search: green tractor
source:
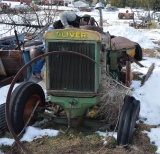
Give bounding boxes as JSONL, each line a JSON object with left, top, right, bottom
{"left": 6, "top": 28, "right": 140, "bottom": 150}
{"left": 5, "top": 27, "right": 140, "bottom": 152}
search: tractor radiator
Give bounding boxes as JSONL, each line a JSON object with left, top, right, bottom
{"left": 48, "top": 42, "right": 95, "bottom": 92}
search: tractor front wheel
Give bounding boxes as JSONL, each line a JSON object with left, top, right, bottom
{"left": 10, "top": 82, "right": 45, "bottom": 134}
{"left": 117, "top": 95, "right": 140, "bottom": 145}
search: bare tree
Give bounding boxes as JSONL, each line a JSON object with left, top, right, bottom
{"left": 0, "top": 4, "right": 59, "bottom": 38}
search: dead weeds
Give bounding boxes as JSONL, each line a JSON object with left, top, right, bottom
{"left": 143, "top": 40, "right": 160, "bottom": 59}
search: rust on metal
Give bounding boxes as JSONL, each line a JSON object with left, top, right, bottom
{"left": 118, "top": 12, "right": 134, "bottom": 19}
{"left": 111, "top": 36, "right": 135, "bottom": 50}
{"left": 0, "top": 50, "right": 25, "bottom": 87}
{"left": 0, "top": 58, "right": 6, "bottom": 76}
{"left": 80, "top": 25, "right": 103, "bottom": 34}
{"left": 0, "top": 50, "right": 24, "bottom": 76}
{"left": 23, "top": 96, "right": 42, "bottom": 124}
{"left": 128, "top": 55, "right": 145, "bottom": 67}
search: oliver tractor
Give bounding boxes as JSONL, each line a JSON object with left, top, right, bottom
{"left": 4, "top": 22, "right": 141, "bottom": 152}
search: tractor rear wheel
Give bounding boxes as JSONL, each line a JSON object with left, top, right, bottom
{"left": 117, "top": 95, "right": 140, "bottom": 145}
{"left": 10, "top": 82, "right": 45, "bottom": 134}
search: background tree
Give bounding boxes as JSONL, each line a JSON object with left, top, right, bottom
{"left": 109, "top": 0, "right": 160, "bottom": 9}
{"left": 121, "top": 0, "right": 127, "bottom": 7}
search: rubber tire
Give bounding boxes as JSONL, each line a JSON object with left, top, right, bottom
{"left": 10, "top": 82, "right": 34, "bottom": 124}
{"left": 134, "top": 42, "right": 143, "bottom": 61}
{"left": 0, "top": 103, "right": 8, "bottom": 135}
{"left": 0, "top": 82, "right": 34, "bottom": 135}
{"left": 128, "top": 100, "right": 140, "bottom": 143}
{"left": 0, "top": 82, "right": 33, "bottom": 136}
{"left": 117, "top": 95, "right": 140, "bottom": 145}
{"left": 117, "top": 95, "right": 134, "bottom": 144}
{"left": 10, "top": 82, "right": 45, "bottom": 134}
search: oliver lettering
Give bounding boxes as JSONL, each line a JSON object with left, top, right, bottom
{"left": 56, "top": 32, "right": 86, "bottom": 38}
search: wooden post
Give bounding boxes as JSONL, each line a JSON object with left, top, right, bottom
{"left": 126, "top": 61, "right": 131, "bottom": 87}
{"left": 142, "top": 63, "right": 155, "bottom": 86}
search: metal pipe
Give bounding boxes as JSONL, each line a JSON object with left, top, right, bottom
{"left": 99, "top": 8, "right": 103, "bottom": 27}
{"left": 95, "top": 2, "right": 104, "bottom": 28}
{"left": 14, "top": 30, "right": 21, "bottom": 50}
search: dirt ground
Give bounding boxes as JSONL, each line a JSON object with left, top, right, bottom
{"left": 1, "top": 123, "right": 157, "bottom": 154}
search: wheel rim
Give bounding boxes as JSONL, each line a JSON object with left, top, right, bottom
{"left": 23, "top": 94, "right": 43, "bottom": 124}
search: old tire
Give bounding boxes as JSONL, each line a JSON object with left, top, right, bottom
{"left": 134, "top": 43, "right": 143, "bottom": 61}
{"left": 117, "top": 95, "right": 140, "bottom": 145}
{"left": 0, "top": 103, "right": 8, "bottom": 136}
{"left": 0, "top": 82, "right": 32, "bottom": 136}
{"left": 10, "top": 82, "right": 34, "bottom": 123}
{"left": 10, "top": 82, "right": 45, "bottom": 134}
{"left": 10, "top": 82, "right": 34, "bottom": 133}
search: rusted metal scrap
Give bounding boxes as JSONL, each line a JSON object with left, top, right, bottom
{"left": 118, "top": 12, "right": 134, "bottom": 19}
{"left": 0, "top": 50, "right": 25, "bottom": 87}
{"left": 0, "top": 33, "right": 45, "bottom": 88}
{"left": 0, "top": 33, "right": 29, "bottom": 87}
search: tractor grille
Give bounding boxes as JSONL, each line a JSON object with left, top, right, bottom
{"left": 48, "top": 42, "right": 95, "bottom": 92}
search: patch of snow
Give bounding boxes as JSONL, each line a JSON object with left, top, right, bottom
{"left": 21, "top": 126, "right": 59, "bottom": 142}
{"left": 143, "top": 128, "right": 160, "bottom": 153}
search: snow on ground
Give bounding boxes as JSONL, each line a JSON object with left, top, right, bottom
{"left": 21, "top": 126, "right": 59, "bottom": 142}
{"left": 0, "top": 4, "right": 160, "bottom": 153}
{"left": 0, "top": 126, "right": 59, "bottom": 147}
{"left": 144, "top": 128, "right": 160, "bottom": 153}
{"left": 131, "top": 57, "right": 160, "bottom": 125}
{"left": 106, "top": 25, "right": 158, "bottom": 49}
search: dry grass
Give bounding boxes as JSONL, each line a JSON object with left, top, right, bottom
{"left": 153, "top": 41, "right": 160, "bottom": 45}
{"left": 97, "top": 72, "right": 130, "bottom": 128}
{"left": 142, "top": 45, "right": 160, "bottom": 59}
{"left": 143, "top": 48, "right": 156, "bottom": 57}
{"left": 2, "top": 123, "right": 157, "bottom": 154}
